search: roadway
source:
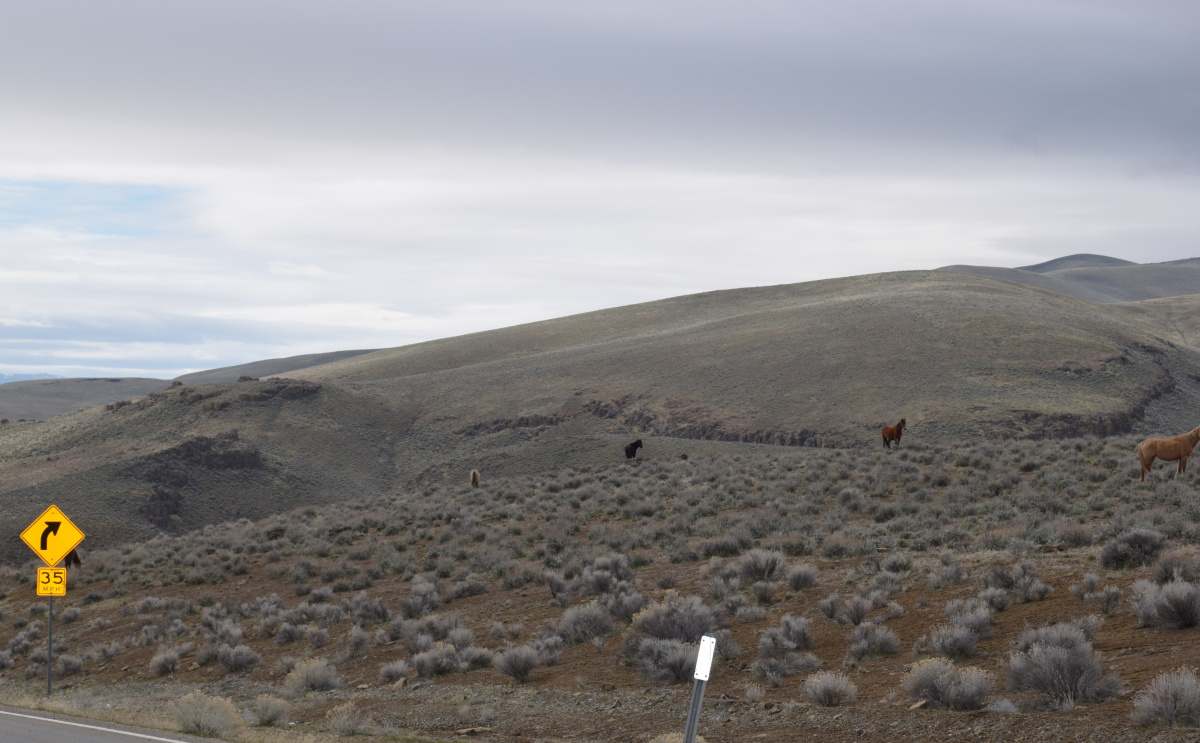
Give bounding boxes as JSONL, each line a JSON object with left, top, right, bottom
{"left": 0, "top": 706, "right": 197, "bottom": 743}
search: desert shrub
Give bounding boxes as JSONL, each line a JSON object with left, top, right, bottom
{"left": 543, "top": 570, "right": 570, "bottom": 599}
{"left": 560, "top": 602, "right": 615, "bottom": 643}
{"left": 1101, "top": 529, "right": 1167, "bottom": 569}
{"left": 804, "top": 671, "right": 857, "bottom": 707}
{"left": 632, "top": 593, "right": 720, "bottom": 643}
{"left": 400, "top": 578, "right": 440, "bottom": 618}
{"left": 343, "top": 591, "right": 390, "bottom": 624}
{"left": 1070, "top": 572, "right": 1101, "bottom": 599}
{"left": 740, "top": 549, "right": 786, "bottom": 582}
{"left": 1095, "top": 585, "right": 1122, "bottom": 615}
{"left": 903, "top": 658, "right": 994, "bottom": 711}
{"left": 735, "top": 605, "right": 766, "bottom": 623}
{"left": 169, "top": 691, "right": 241, "bottom": 737}
{"left": 926, "top": 624, "right": 979, "bottom": 658}
{"left": 253, "top": 695, "right": 289, "bottom": 726}
{"left": 1131, "top": 580, "right": 1200, "bottom": 629}
{"left": 217, "top": 643, "right": 261, "bottom": 673}
{"left": 495, "top": 645, "right": 540, "bottom": 683}
{"left": 785, "top": 564, "right": 819, "bottom": 591}
{"left": 881, "top": 552, "right": 912, "bottom": 573}
{"left": 581, "top": 554, "right": 635, "bottom": 595}
{"left": 744, "top": 682, "right": 766, "bottom": 702}
{"left": 817, "top": 593, "right": 839, "bottom": 620}
{"left": 750, "top": 581, "right": 778, "bottom": 604}
{"left": 447, "top": 627, "right": 474, "bottom": 651}
{"left": 1014, "top": 622, "right": 1090, "bottom": 653}
{"left": 602, "top": 588, "right": 646, "bottom": 623}
{"left": 928, "top": 552, "right": 968, "bottom": 589}
{"left": 1132, "top": 668, "right": 1200, "bottom": 727}
{"left": 1005, "top": 640, "right": 1121, "bottom": 706}
{"left": 446, "top": 574, "right": 488, "bottom": 601}
{"left": 56, "top": 655, "right": 82, "bottom": 677}
{"left": 150, "top": 649, "right": 179, "bottom": 676}
{"left": 845, "top": 622, "right": 899, "bottom": 662}
{"left": 414, "top": 643, "right": 459, "bottom": 677}
{"left": 341, "top": 625, "right": 370, "bottom": 660}
{"left": 532, "top": 634, "right": 564, "bottom": 665}
{"left": 309, "top": 586, "right": 335, "bottom": 603}
{"left": 1155, "top": 551, "right": 1200, "bottom": 585}
{"left": 1058, "top": 523, "right": 1094, "bottom": 547}
{"left": 276, "top": 622, "right": 305, "bottom": 645}
{"left": 326, "top": 702, "right": 369, "bottom": 735}
{"left": 1010, "top": 562, "right": 1054, "bottom": 603}
{"left": 0, "top": 651, "right": 13, "bottom": 669}
{"left": 60, "top": 607, "right": 82, "bottom": 624}
{"left": 840, "top": 595, "right": 872, "bottom": 625}
{"left": 946, "top": 598, "right": 995, "bottom": 637}
{"left": 307, "top": 627, "right": 330, "bottom": 648}
{"left": 380, "top": 659, "right": 411, "bottom": 682}
{"left": 635, "top": 638, "right": 698, "bottom": 683}
{"left": 285, "top": 659, "right": 341, "bottom": 692}
{"left": 753, "top": 652, "right": 819, "bottom": 686}
{"left": 977, "top": 587, "right": 1012, "bottom": 612}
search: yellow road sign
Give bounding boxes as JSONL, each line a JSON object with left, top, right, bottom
{"left": 36, "top": 567, "right": 66, "bottom": 596}
{"left": 20, "top": 505, "right": 85, "bottom": 568}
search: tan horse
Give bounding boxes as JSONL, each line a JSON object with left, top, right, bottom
{"left": 1137, "top": 425, "right": 1200, "bottom": 481}
{"left": 882, "top": 419, "right": 906, "bottom": 449}
{"left": 469, "top": 469, "right": 480, "bottom": 488}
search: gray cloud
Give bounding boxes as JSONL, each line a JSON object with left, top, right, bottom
{"left": 1, "top": 1, "right": 1198, "bottom": 376}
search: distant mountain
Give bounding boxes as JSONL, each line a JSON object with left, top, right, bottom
{"left": 0, "top": 377, "right": 169, "bottom": 421}
{"left": 939, "top": 253, "right": 1200, "bottom": 303}
{"left": 175, "top": 349, "right": 379, "bottom": 385}
{"left": 1017, "top": 254, "right": 1137, "bottom": 273}
{"left": 0, "top": 373, "right": 62, "bottom": 385}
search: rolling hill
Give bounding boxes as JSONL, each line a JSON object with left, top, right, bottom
{"left": 0, "top": 377, "right": 168, "bottom": 422}
{"left": 5, "top": 266, "right": 1200, "bottom": 560}
{"left": 938, "top": 253, "right": 1200, "bottom": 303}
{"left": 174, "top": 349, "right": 378, "bottom": 385}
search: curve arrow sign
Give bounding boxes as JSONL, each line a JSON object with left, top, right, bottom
{"left": 40, "top": 522, "right": 61, "bottom": 550}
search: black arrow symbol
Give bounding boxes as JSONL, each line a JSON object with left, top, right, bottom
{"left": 41, "top": 522, "right": 60, "bottom": 550}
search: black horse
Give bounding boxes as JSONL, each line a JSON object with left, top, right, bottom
{"left": 624, "top": 439, "right": 643, "bottom": 459}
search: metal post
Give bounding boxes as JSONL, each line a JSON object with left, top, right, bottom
{"left": 682, "top": 677, "right": 707, "bottom": 743}
{"left": 47, "top": 596, "right": 53, "bottom": 697}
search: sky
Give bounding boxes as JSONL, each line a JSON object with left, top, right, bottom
{"left": 1, "top": 0, "right": 1198, "bottom": 378}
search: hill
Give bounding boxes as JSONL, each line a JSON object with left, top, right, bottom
{"left": 6, "top": 269, "right": 1200, "bottom": 558}
{"left": 0, "top": 438, "right": 1197, "bottom": 742}
{"left": 0, "top": 377, "right": 168, "bottom": 422}
{"left": 174, "top": 349, "right": 378, "bottom": 385}
{"left": 938, "top": 254, "right": 1200, "bottom": 303}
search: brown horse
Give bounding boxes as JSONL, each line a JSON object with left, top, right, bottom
{"left": 469, "top": 469, "right": 480, "bottom": 488}
{"left": 1137, "top": 425, "right": 1200, "bottom": 481}
{"left": 881, "top": 419, "right": 906, "bottom": 449}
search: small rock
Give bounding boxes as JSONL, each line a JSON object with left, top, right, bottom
{"left": 456, "top": 727, "right": 492, "bottom": 736}
{"left": 909, "top": 699, "right": 927, "bottom": 711}
{"left": 392, "top": 678, "right": 406, "bottom": 692}
{"left": 357, "top": 684, "right": 370, "bottom": 689}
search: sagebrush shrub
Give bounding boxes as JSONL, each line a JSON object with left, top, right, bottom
{"left": 169, "top": 691, "right": 241, "bottom": 737}
{"left": 379, "top": 659, "right": 411, "bottom": 682}
{"left": 804, "top": 671, "right": 857, "bottom": 707}
{"left": 840, "top": 595, "right": 872, "bottom": 626}
{"left": 253, "top": 695, "right": 288, "bottom": 726}
{"left": 150, "top": 649, "right": 179, "bottom": 676}
{"left": 786, "top": 564, "right": 820, "bottom": 591}
{"left": 1005, "top": 643, "right": 1121, "bottom": 706}
{"left": 903, "top": 658, "right": 993, "bottom": 710}
{"left": 326, "top": 702, "right": 369, "bottom": 735}
{"left": 927, "top": 624, "right": 979, "bottom": 658}
{"left": 635, "top": 638, "right": 698, "bottom": 683}
{"left": 1132, "top": 668, "right": 1200, "bottom": 727}
{"left": 1101, "top": 529, "right": 1167, "bottom": 568}
{"left": 740, "top": 549, "right": 786, "bottom": 582}
{"left": 632, "top": 593, "right": 720, "bottom": 643}
{"left": 285, "top": 659, "right": 340, "bottom": 692}
{"left": 845, "top": 622, "right": 899, "bottom": 662}
{"left": 495, "top": 645, "right": 540, "bottom": 682}
{"left": 216, "top": 643, "right": 261, "bottom": 673}
{"left": 560, "top": 602, "right": 615, "bottom": 643}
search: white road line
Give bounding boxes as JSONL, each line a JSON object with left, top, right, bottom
{"left": 0, "top": 708, "right": 188, "bottom": 742}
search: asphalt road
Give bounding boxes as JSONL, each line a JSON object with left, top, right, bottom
{"left": 0, "top": 707, "right": 193, "bottom": 743}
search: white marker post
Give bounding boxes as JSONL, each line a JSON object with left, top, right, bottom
{"left": 682, "top": 635, "right": 717, "bottom": 743}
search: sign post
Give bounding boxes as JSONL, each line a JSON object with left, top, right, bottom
{"left": 20, "top": 505, "right": 84, "bottom": 697}
{"left": 683, "top": 634, "right": 717, "bottom": 743}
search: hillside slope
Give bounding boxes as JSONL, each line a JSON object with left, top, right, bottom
{"left": 174, "top": 349, "right": 378, "bottom": 385}
{"left": 939, "top": 254, "right": 1200, "bottom": 303}
{"left": 0, "top": 377, "right": 168, "bottom": 422}
{"left": 5, "top": 269, "right": 1200, "bottom": 559}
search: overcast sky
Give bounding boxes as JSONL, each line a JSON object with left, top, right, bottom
{"left": 2, "top": 0, "right": 1198, "bottom": 378}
